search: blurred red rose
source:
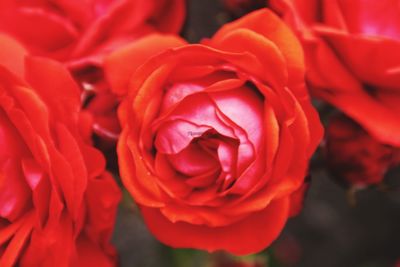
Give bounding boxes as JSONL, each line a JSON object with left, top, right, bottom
{"left": 324, "top": 113, "right": 400, "bottom": 188}
{"left": 0, "top": 35, "right": 121, "bottom": 267}
{"left": 107, "top": 9, "right": 323, "bottom": 254}
{"left": 0, "top": 0, "right": 186, "bottom": 67}
{"left": 271, "top": 0, "right": 400, "bottom": 147}
{"left": 0, "top": 0, "right": 186, "bottom": 147}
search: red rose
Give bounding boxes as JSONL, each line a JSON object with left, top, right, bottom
{"left": 324, "top": 113, "right": 400, "bottom": 188}
{"left": 0, "top": 35, "right": 121, "bottom": 267}
{"left": 0, "top": 0, "right": 186, "bottom": 148}
{"left": 271, "top": 0, "right": 400, "bottom": 146}
{"left": 0, "top": 0, "right": 186, "bottom": 67}
{"left": 107, "top": 9, "right": 322, "bottom": 254}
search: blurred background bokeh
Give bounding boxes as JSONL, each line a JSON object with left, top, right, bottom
{"left": 112, "top": 1, "right": 400, "bottom": 266}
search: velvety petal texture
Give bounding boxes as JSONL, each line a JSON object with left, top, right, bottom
{"left": 110, "top": 9, "right": 323, "bottom": 255}
{"left": 272, "top": 0, "right": 400, "bottom": 147}
{"left": 0, "top": 35, "right": 121, "bottom": 267}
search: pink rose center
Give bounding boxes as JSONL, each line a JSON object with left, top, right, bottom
{"left": 152, "top": 80, "right": 264, "bottom": 194}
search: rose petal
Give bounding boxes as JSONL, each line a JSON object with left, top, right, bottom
{"left": 167, "top": 141, "right": 220, "bottom": 176}
{"left": 337, "top": 0, "right": 400, "bottom": 38}
{"left": 314, "top": 26, "right": 400, "bottom": 89}
{"left": 141, "top": 197, "right": 289, "bottom": 255}
{"left": 105, "top": 34, "right": 186, "bottom": 95}
{"left": 0, "top": 34, "right": 27, "bottom": 78}
{"left": 0, "top": 159, "right": 31, "bottom": 221}
{"left": 212, "top": 8, "right": 305, "bottom": 86}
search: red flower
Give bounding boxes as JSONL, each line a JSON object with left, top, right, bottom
{"left": 0, "top": 0, "right": 186, "bottom": 147}
{"left": 0, "top": 35, "right": 121, "bottom": 267}
{"left": 324, "top": 113, "right": 400, "bottom": 188}
{"left": 0, "top": 0, "right": 186, "bottom": 67}
{"left": 271, "top": 0, "right": 400, "bottom": 146}
{"left": 107, "top": 9, "right": 322, "bottom": 254}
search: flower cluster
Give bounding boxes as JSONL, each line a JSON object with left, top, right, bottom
{"left": 0, "top": 0, "right": 399, "bottom": 265}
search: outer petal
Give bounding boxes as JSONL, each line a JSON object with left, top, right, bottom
{"left": 314, "top": 26, "right": 400, "bottom": 89}
{"left": 271, "top": 0, "right": 320, "bottom": 26}
{"left": 0, "top": 212, "right": 35, "bottom": 267}
{"left": 104, "top": 34, "right": 186, "bottom": 95}
{"left": 140, "top": 197, "right": 290, "bottom": 255}
{"left": 150, "top": 0, "right": 186, "bottom": 33}
{"left": 24, "top": 56, "right": 81, "bottom": 124}
{"left": 337, "top": 0, "right": 400, "bottom": 38}
{"left": 0, "top": 4, "right": 78, "bottom": 56}
{"left": 317, "top": 89, "right": 400, "bottom": 146}
{"left": 0, "top": 34, "right": 27, "bottom": 78}
{"left": 210, "top": 28, "right": 288, "bottom": 88}
{"left": 118, "top": 127, "right": 165, "bottom": 206}
{"left": 212, "top": 8, "right": 305, "bottom": 86}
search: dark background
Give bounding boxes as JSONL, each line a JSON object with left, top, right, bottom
{"left": 112, "top": 1, "right": 400, "bottom": 266}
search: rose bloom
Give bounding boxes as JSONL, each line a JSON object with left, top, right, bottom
{"left": 106, "top": 9, "right": 322, "bottom": 254}
{"left": 0, "top": 0, "right": 186, "bottom": 67}
{"left": 271, "top": 0, "right": 400, "bottom": 146}
{"left": 0, "top": 35, "right": 121, "bottom": 266}
{"left": 324, "top": 113, "right": 400, "bottom": 188}
{"left": 0, "top": 0, "right": 186, "bottom": 146}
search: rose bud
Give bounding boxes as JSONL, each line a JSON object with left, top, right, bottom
{"left": 0, "top": 35, "right": 121, "bottom": 266}
{"left": 0, "top": 0, "right": 186, "bottom": 148}
{"left": 271, "top": 0, "right": 400, "bottom": 147}
{"left": 324, "top": 113, "right": 400, "bottom": 189}
{"left": 106, "top": 9, "right": 323, "bottom": 254}
{"left": 222, "top": 0, "right": 266, "bottom": 17}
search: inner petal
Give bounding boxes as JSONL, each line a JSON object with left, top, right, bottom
{"left": 161, "top": 83, "right": 204, "bottom": 113}
{"left": 217, "top": 138, "right": 238, "bottom": 175}
{"left": 154, "top": 119, "right": 212, "bottom": 154}
{"left": 167, "top": 140, "right": 219, "bottom": 177}
{"left": 153, "top": 92, "right": 243, "bottom": 155}
{"left": 208, "top": 85, "right": 264, "bottom": 152}
{"left": 161, "top": 70, "right": 239, "bottom": 114}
